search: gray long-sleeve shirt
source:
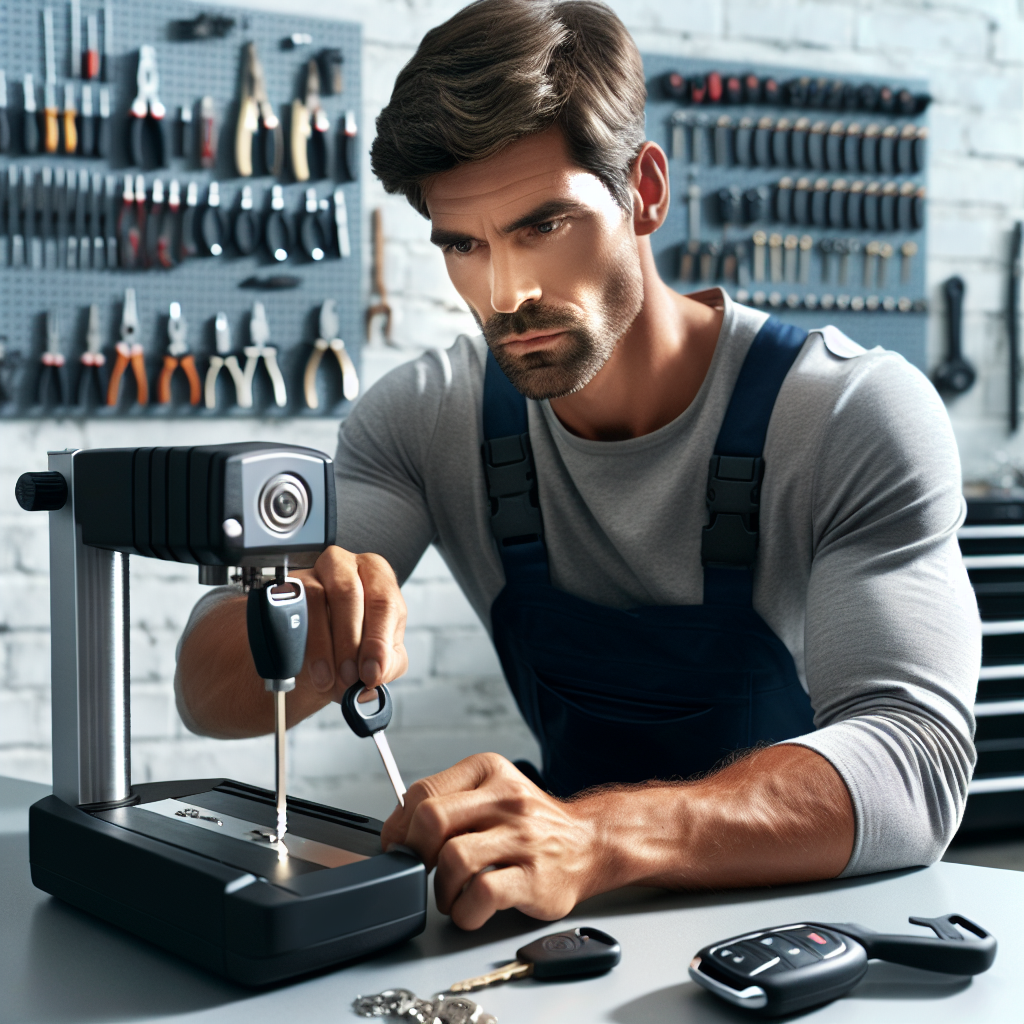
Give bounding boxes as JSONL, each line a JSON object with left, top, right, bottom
{"left": 179, "top": 289, "right": 980, "bottom": 877}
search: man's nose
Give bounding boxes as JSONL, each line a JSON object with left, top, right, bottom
{"left": 489, "top": 248, "right": 542, "bottom": 314}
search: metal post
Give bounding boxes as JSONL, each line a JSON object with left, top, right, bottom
{"left": 47, "top": 450, "right": 132, "bottom": 807}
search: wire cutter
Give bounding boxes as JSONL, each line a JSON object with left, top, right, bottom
{"left": 290, "top": 58, "right": 329, "bottom": 182}
{"left": 157, "top": 303, "right": 201, "bottom": 405}
{"left": 235, "top": 42, "right": 282, "bottom": 178}
{"left": 205, "top": 312, "right": 246, "bottom": 409}
{"left": 304, "top": 299, "right": 359, "bottom": 409}
{"left": 38, "top": 311, "right": 68, "bottom": 407}
{"left": 129, "top": 45, "right": 167, "bottom": 168}
{"left": 240, "top": 302, "right": 287, "bottom": 408}
{"left": 107, "top": 288, "right": 149, "bottom": 407}
{"left": 78, "top": 303, "right": 106, "bottom": 406}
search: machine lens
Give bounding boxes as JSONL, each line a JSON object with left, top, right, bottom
{"left": 258, "top": 474, "right": 309, "bottom": 535}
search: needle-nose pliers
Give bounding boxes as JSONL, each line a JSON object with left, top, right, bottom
{"left": 107, "top": 288, "right": 149, "bottom": 406}
{"left": 157, "top": 303, "right": 201, "bottom": 405}
{"left": 303, "top": 298, "right": 359, "bottom": 409}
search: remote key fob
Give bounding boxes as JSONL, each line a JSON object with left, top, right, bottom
{"left": 689, "top": 913, "right": 996, "bottom": 1017}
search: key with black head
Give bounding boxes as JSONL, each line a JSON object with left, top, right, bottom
{"left": 449, "top": 926, "right": 621, "bottom": 993}
{"left": 342, "top": 683, "right": 407, "bottom": 807}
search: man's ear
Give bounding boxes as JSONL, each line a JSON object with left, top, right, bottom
{"left": 630, "top": 142, "right": 670, "bottom": 238}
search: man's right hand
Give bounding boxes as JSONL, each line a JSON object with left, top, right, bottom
{"left": 175, "top": 546, "right": 408, "bottom": 738}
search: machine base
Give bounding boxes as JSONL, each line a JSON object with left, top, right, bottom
{"left": 29, "top": 778, "right": 427, "bottom": 986}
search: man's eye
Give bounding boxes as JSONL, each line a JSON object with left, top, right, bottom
{"left": 536, "top": 221, "right": 558, "bottom": 235}
{"left": 453, "top": 239, "right": 473, "bottom": 254}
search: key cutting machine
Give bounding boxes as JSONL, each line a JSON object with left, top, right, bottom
{"left": 15, "top": 443, "right": 426, "bottom": 985}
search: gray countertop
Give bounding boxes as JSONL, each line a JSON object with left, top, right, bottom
{"left": 2, "top": 776, "right": 1021, "bottom": 1024}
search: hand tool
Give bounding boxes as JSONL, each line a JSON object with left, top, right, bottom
{"left": 338, "top": 108, "right": 359, "bottom": 179}
{"left": 304, "top": 298, "right": 359, "bottom": 409}
{"left": 896, "top": 123, "right": 916, "bottom": 174}
{"left": 180, "top": 180, "right": 199, "bottom": 260}
{"left": 877, "top": 84, "right": 896, "bottom": 113}
{"left": 690, "top": 913, "right": 995, "bottom": 1017}
{"left": 826, "top": 119, "right": 844, "bottom": 170}
{"left": 171, "top": 13, "right": 235, "bottom": 40}
{"left": 57, "top": 167, "right": 71, "bottom": 268}
{"left": 342, "top": 684, "right": 406, "bottom": 806}
{"left": 844, "top": 239, "right": 861, "bottom": 287}
{"left": 0, "top": 165, "right": 7, "bottom": 266}
{"left": 798, "top": 234, "right": 813, "bottom": 284}
{"left": 1011, "top": 224, "right": 1022, "bottom": 432}
{"left": 897, "top": 180, "right": 916, "bottom": 232}
{"left": 774, "top": 177, "right": 793, "bottom": 222}
{"left": 751, "top": 230, "right": 767, "bottom": 282}
{"left": 878, "top": 124, "right": 897, "bottom": 175}
{"left": 299, "top": 187, "right": 326, "bottom": 260}
{"left": 22, "top": 167, "right": 35, "bottom": 268}
{"left": 290, "top": 58, "right": 329, "bottom": 181}
{"left": 691, "top": 112, "right": 710, "bottom": 164}
{"left": 705, "top": 70, "right": 723, "bottom": 103}
{"left": 178, "top": 104, "right": 194, "bottom": 162}
{"left": 842, "top": 121, "right": 861, "bottom": 172}
{"left": 713, "top": 114, "right": 732, "bottom": 165}
{"left": 857, "top": 83, "right": 878, "bottom": 110}
{"left": 734, "top": 116, "right": 753, "bottom": 167}
{"left": 806, "top": 120, "right": 827, "bottom": 169}
{"left": 770, "top": 116, "right": 790, "bottom": 166}
{"left": 157, "top": 303, "right": 201, "bottom": 405}
{"left": 450, "top": 926, "right": 621, "bottom": 994}
{"left": 826, "top": 80, "right": 846, "bottom": 109}
{"left": 743, "top": 184, "right": 769, "bottom": 224}
{"left": 70, "top": 0, "right": 82, "bottom": 77}
{"left": 860, "top": 122, "right": 879, "bottom": 174}
{"left": 752, "top": 116, "right": 772, "bottom": 166}
{"left": 0, "top": 71, "right": 10, "bottom": 153}
{"left": 103, "top": 1, "right": 113, "bottom": 80}
{"left": 827, "top": 178, "right": 847, "bottom": 227}
{"left": 782, "top": 233, "right": 798, "bottom": 283}
{"left": 790, "top": 116, "right": 811, "bottom": 167}
{"left": 23, "top": 74, "right": 40, "bottom": 154}
{"left": 199, "top": 96, "right": 217, "bottom": 169}
{"left": 62, "top": 83, "right": 77, "bottom": 153}
{"left": 131, "top": 175, "right": 147, "bottom": 264}
{"left": 913, "top": 126, "right": 928, "bottom": 173}
{"left": 734, "top": 240, "right": 749, "bottom": 286}
{"left": 236, "top": 42, "right": 283, "bottom": 177}
{"left": 44, "top": 168, "right": 59, "bottom": 268}
{"left": 104, "top": 174, "right": 118, "bottom": 267}
{"left": 688, "top": 74, "right": 707, "bottom": 104}
{"left": 85, "top": 13, "right": 99, "bottom": 79}
{"left": 96, "top": 85, "right": 110, "bottom": 157}
{"left": 78, "top": 303, "right": 105, "bottom": 406}
{"left": 720, "top": 243, "right": 737, "bottom": 283}
{"left": 768, "top": 232, "right": 783, "bottom": 283}
{"left": 725, "top": 75, "right": 742, "bottom": 104}
{"left": 879, "top": 180, "right": 897, "bottom": 232}
{"left": 144, "top": 178, "right": 164, "bottom": 268}
{"left": 862, "top": 180, "right": 880, "bottom": 231}
{"left": 716, "top": 186, "right": 740, "bottom": 228}
{"left": 319, "top": 47, "right": 344, "bottom": 94}
{"left": 317, "top": 196, "right": 335, "bottom": 254}
{"left": 877, "top": 241, "right": 894, "bottom": 287}
{"left": 204, "top": 311, "right": 246, "bottom": 409}
{"left": 79, "top": 84, "right": 94, "bottom": 155}
{"left": 759, "top": 76, "right": 778, "bottom": 104}
{"left": 233, "top": 184, "right": 258, "bottom": 255}
{"left": 107, "top": 288, "right": 148, "bottom": 406}
{"left": 75, "top": 168, "right": 89, "bottom": 269}
{"left": 239, "top": 273, "right": 301, "bottom": 290}
{"left": 38, "top": 311, "right": 69, "bottom": 407}
{"left": 687, "top": 180, "right": 701, "bottom": 238}
{"left": 900, "top": 240, "right": 918, "bottom": 285}
{"left": 807, "top": 77, "right": 829, "bottom": 107}
{"left": 129, "top": 45, "right": 167, "bottom": 168}
{"left": 845, "top": 178, "right": 864, "bottom": 229}
{"left": 786, "top": 76, "right": 809, "bottom": 106}
{"left": 661, "top": 70, "right": 686, "bottom": 100}
{"left": 264, "top": 183, "right": 290, "bottom": 261}
{"left": 34, "top": 166, "right": 50, "bottom": 269}
{"left": 241, "top": 302, "right": 287, "bottom": 408}
{"left": 157, "top": 179, "right": 178, "bottom": 268}
{"left": 0, "top": 338, "right": 24, "bottom": 403}
{"left": 200, "top": 181, "right": 224, "bottom": 256}
{"left": 42, "top": 8, "right": 59, "bottom": 154}
{"left": 366, "top": 207, "right": 395, "bottom": 343}
{"left": 669, "top": 110, "right": 688, "bottom": 162}
{"left": 913, "top": 185, "right": 927, "bottom": 230}
{"left": 863, "top": 240, "right": 879, "bottom": 288}
{"left": 791, "top": 176, "right": 811, "bottom": 225}
{"left": 933, "top": 277, "right": 975, "bottom": 395}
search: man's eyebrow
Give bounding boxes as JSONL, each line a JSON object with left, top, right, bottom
{"left": 429, "top": 199, "right": 589, "bottom": 248}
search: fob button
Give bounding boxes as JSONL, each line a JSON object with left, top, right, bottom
{"left": 776, "top": 940, "right": 820, "bottom": 968}
{"left": 789, "top": 927, "right": 845, "bottom": 956}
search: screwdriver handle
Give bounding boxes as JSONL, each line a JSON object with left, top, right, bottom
{"left": 64, "top": 108, "right": 78, "bottom": 154}
{"left": 24, "top": 109, "right": 39, "bottom": 154}
{"left": 44, "top": 107, "right": 59, "bottom": 154}
{"left": 156, "top": 356, "right": 177, "bottom": 404}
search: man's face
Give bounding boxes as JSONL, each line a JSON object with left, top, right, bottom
{"left": 424, "top": 128, "right": 644, "bottom": 400}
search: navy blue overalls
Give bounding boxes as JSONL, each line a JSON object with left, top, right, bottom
{"left": 481, "top": 316, "right": 816, "bottom": 797}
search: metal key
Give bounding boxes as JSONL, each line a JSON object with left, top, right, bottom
{"left": 864, "top": 240, "right": 880, "bottom": 288}
{"left": 768, "top": 232, "right": 783, "bottom": 284}
{"left": 342, "top": 684, "right": 407, "bottom": 807}
{"left": 798, "top": 234, "right": 813, "bottom": 283}
{"left": 783, "top": 233, "right": 798, "bottom": 283}
{"left": 450, "top": 926, "right": 621, "bottom": 993}
{"left": 901, "top": 240, "right": 918, "bottom": 285}
{"left": 752, "top": 231, "right": 767, "bottom": 283}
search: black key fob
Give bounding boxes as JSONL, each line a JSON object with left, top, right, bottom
{"left": 518, "top": 927, "right": 621, "bottom": 980}
{"left": 246, "top": 578, "right": 309, "bottom": 682}
{"left": 342, "top": 683, "right": 394, "bottom": 737}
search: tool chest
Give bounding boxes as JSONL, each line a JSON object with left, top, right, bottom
{"left": 958, "top": 495, "right": 1024, "bottom": 832}
{"left": 642, "top": 54, "right": 929, "bottom": 370}
{"left": 0, "top": 0, "right": 362, "bottom": 417}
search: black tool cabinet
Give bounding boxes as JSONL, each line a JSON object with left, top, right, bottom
{"left": 0, "top": 0, "right": 362, "bottom": 418}
{"left": 958, "top": 496, "right": 1024, "bottom": 833}
{"left": 643, "top": 55, "right": 929, "bottom": 370}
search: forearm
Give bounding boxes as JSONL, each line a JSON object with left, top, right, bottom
{"left": 582, "top": 744, "right": 854, "bottom": 895}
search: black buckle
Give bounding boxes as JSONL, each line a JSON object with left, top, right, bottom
{"left": 482, "top": 433, "right": 543, "bottom": 547}
{"left": 701, "top": 454, "right": 764, "bottom": 567}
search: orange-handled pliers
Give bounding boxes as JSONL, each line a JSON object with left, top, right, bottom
{"left": 156, "top": 302, "right": 201, "bottom": 405}
{"left": 107, "top": 288, "right": 149, "bottom": 406}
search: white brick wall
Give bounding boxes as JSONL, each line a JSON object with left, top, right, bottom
{"left": 3, "top": 0, "right": 1023, "bottom": 819}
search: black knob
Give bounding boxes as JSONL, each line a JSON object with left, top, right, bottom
{"left": 15, "top": 471, "right": 68, "bottom": 511}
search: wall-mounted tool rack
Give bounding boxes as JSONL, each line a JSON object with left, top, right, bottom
{"left": 0, "top": 0, "right": 362, "bottom": 418}
{"left": 643, "top": 54, "right": 930, "bottom": 369}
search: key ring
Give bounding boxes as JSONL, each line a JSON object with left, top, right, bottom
{"left": 342, "top": 683, "right": 393, "bottom": 737}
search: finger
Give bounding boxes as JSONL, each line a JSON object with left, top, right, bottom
{"left": 354, "top": 553, "right": 407, "bottom": 687}
{"left": 403, "top": 787, "right": 516, "bottom": 869}
{"left": 449, "top": 864, "right": 533, "bottom": 931}
{"left": 313, "top": 546, "right": 365, "bottom": 685}
{"left": 291, "top": 568, "right": 335, "bottom": 695}
{"left": 434, "top": 826, "right": 525, "bottom": 914}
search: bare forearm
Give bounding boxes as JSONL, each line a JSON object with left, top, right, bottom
{"left": 583, "top": 744, "right": 854, "bottom": 895}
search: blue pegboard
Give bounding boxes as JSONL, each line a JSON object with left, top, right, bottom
{"left": 643, "top": 54, "right": 929, "bottom": 369}
{"left": 0, "top": 0, "right": 362, "bottom": 417}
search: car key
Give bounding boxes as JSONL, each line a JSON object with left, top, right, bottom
{"left": 342, "top": 683, "right": 407, "bottom": 806}
{"left": 689, "top": 913, "right": 996, "bottom": 1018}
{"left": 449, "top": 926, "right": 621, "bottom": 993}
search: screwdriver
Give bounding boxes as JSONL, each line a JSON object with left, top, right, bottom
{"left": 0, "top": 71, "right": 10, "bottom": 153}
{"left": 42, "top": 8, "right": 59, "bottom": 154}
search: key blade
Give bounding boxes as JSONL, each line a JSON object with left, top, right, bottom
{"left": 372, "top": 731, "right": 406, "bottom": 807}
{"left": 449, "top": 961, "right": 532, "bottom": 993}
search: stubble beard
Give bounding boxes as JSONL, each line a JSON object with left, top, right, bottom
{"left": 477, "top": 252, "right": 645, "bottom": 401}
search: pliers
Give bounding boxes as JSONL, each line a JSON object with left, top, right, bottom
{"left": 157, "top": 303, "right": 201, "bottom": 405}
{"left": 129, "top": 45, "right": 168, "bottom": 168}
{"left": 304, "top": 299, "right": 359, "bottom": 409}
{"left": 204, "top": 311, "right": 246, "bottom": 409}
{"left": 78, "top": 303, "right": 106, "bottom": 406}
{"left": 107, "top": 288, "right": 149, "bottom": 407}
{"left": 235, "top": 42, "right": 283, "bottom": 178}
{"left": 290, "top": 58, "right": 329, "bottom": 182}
{"left": 38, "top": 311, "right": 68, "bottom": 407}
{"left": 240, "top": 302, "right": 287, "bottom": 408}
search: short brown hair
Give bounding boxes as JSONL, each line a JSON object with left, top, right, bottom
{"left": 370, "top": 0, "right": 647, "bottom": 217}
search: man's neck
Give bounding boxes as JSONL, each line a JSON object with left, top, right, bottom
{"left": 548, "top": 240, "right": 724, "bottom": 441}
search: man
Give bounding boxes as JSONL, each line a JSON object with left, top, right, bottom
{"left": 177, "top": 0, "right": 979, "bottom": 932}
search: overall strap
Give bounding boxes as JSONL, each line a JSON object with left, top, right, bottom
{"left": 702, "top": 317, "right": 809, "bottom": 607}
{"left": 482, "top": 349, "right": 549, "bottom": 581}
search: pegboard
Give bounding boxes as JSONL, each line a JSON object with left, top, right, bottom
{"left": 0, "top": 0, "right": 362, "bottom": 418}
{"left": 643, "top": 54, "right": 929, "bottom": 369}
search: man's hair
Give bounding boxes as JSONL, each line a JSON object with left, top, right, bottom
{"left": 370, "top": 0, "right": 647, "bottom": 217}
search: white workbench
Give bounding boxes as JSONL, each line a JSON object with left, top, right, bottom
{"left": 1, "top": 776, "right": 1020, "bottom": 1023}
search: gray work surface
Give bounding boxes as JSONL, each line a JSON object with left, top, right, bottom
{"left": 1, "top": 776, "right": 1021, "bottom": 1024}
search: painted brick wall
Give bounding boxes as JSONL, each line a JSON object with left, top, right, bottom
{"left": 3, "top": 0, "right": 1023, "bottom": 821}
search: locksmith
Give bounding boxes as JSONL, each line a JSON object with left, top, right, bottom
{"left": 177, "top": 0, "right": 980, "bottom": 931}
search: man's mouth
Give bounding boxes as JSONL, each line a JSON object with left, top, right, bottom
{"left": 499, "top": 330, "right": 566, "bottom": 353}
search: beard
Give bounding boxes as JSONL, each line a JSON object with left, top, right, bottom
{"left": 476, "top": 251, "right": 645, "bottom": 401}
